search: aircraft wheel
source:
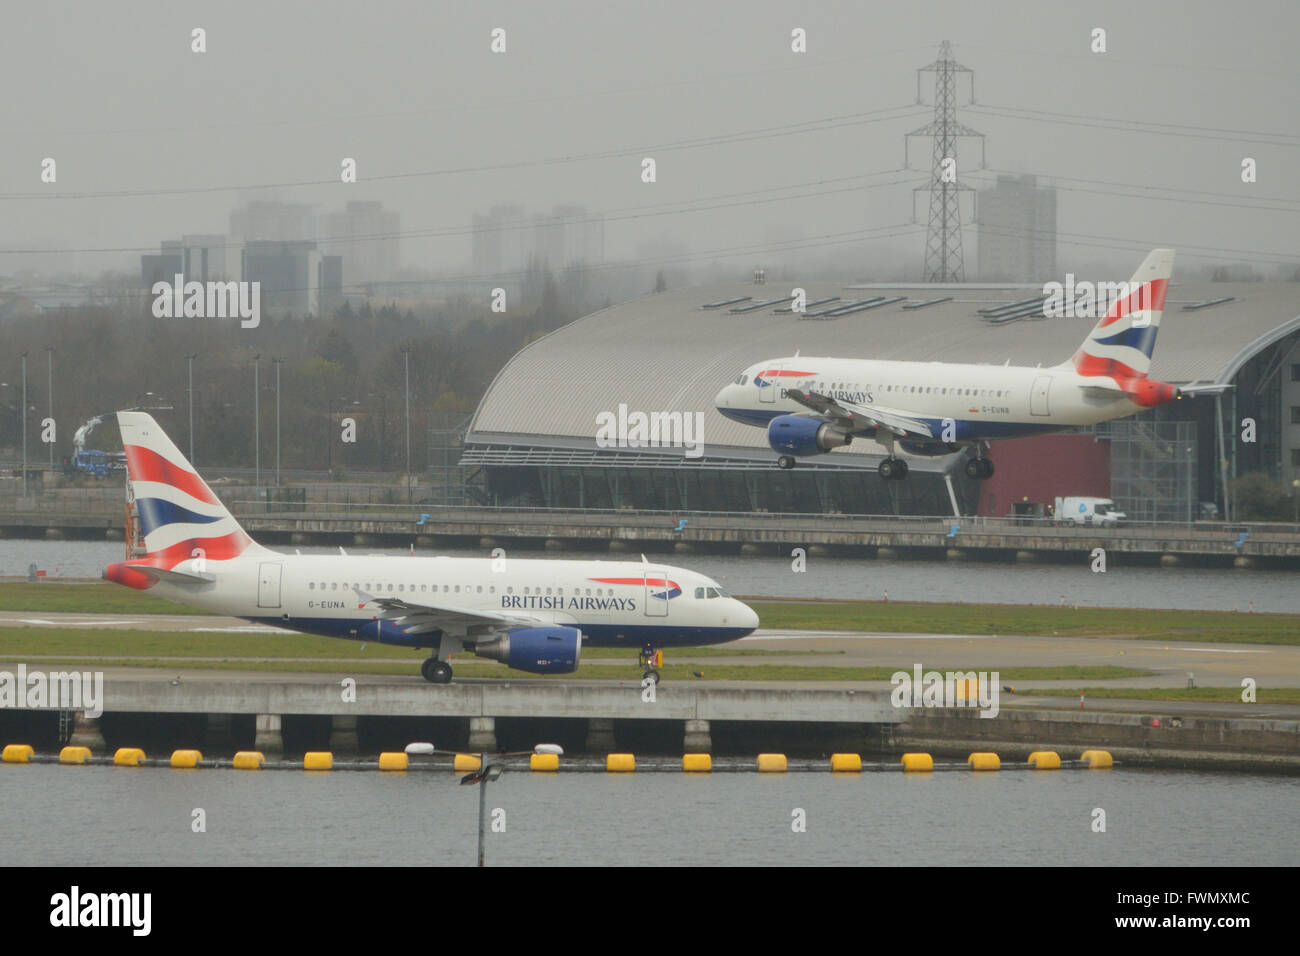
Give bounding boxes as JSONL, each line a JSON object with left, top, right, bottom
{"left": 893, "top": 459, "right": 909, "bottom": 480}
{"left": 878, "top": 459, "right": 897, "bottom": 481}
{"left": 777, "top": 455, "right": 796, "bottom": 470}
{"left": 964, "top": 458, "right": 983, "bottom": 480}
{"left": 422, "top": 659, "right": 453, "bottom": 684}
{"left": 980, "top": 458, "right": 995, "bottom": 478}
{"left": 642, "top": 668, "right": 660, "bottom": 684}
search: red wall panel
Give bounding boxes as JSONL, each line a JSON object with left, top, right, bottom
{"left": 977, "top": 434, "right": 1111, "bottom": 516}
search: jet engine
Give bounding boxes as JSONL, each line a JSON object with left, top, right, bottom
{"left": 473, "top": 626, "right": 582, "bottom": 674}
{"left": 767, "top": 414, "right": 852, "bottom": 456}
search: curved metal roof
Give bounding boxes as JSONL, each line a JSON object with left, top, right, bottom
{"left": 468, "top": 279, "right": 1300, "bottom": 462}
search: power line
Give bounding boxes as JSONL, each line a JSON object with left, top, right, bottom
{"left": 0, "top": 169, "right": 926, "bottom": 256}
{"left": 7, "top": 46, "right": 937, "bottom": 139}
{"left": 975, "top": 221, "right": 1300, "bottom": 265}
{"left": 1, "top": 105, "right": 925, "bottom": 201}
{"left": 966, "top": 173, "right": 1300, "bottom": 215}
{"left": 967, "top": 103, "right": 1300, "bottom": 146}
{"left": 41, "top": 222, "right": 927, "bottom": 304}
{"left": 971, "top": 167, "right": 1300, "bottom": 207}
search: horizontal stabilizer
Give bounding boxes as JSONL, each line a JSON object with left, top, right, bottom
{"left": 120, "top": 564, "right": 216, "bottom": 585}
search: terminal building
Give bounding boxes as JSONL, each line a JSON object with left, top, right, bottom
{"left": 460, "top": 278, "right": 1300, "bottom": 521}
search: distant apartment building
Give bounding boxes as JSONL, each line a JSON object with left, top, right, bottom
{"left": 321, "top": 200, "right": 400, "bottom": 286}
{"left": 473, "top": 203, "right": 604, "bottom": 277}
{"left": 472, "top": 204, "right": 528, "bottom": 277}
{"left": 532, "top": 204, "right": 605, "bottom": 270}
{"left": 242, "top": 240, "right": 341, "bottom": 315}
{"left": 977, "top": 174, "right": 1056, "bottom": 282}
{"left": 230, "top": 200, "right": 317, "bottom": 243}
{"left": 141, "top": 240, "right": 183, "bottom": 288}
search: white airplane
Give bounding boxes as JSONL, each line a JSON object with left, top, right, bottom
{"left": 715, "top": 248, "right": 1197, "bottom": 480}
{"left": 103, "top": 411, "right": 758, "bottom": 683}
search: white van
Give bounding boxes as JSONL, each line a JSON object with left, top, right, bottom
{"left": 1055, "top": 496, "right": 1127, "bottom": 527}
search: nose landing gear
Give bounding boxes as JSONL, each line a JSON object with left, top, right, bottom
{"left": 639, "top": 645, "right": 662, "bottom": 684}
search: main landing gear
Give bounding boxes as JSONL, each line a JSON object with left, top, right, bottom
{"left": 421, "top": 658, "right": 453, "bottom": 684}
{"left": 639, "top": 645, "right": 663, "bottom": 684}
{"left": 877, "top": 457, "right": 908, "bottom": 481}
{"left": 777, "top": 455, "right": 797, "bottom": 470}
{"left": 964, "top": 456, "right": 995, "bottom": 480}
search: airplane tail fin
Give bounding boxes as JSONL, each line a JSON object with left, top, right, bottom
{"left": 1068, "top": 248, "right": 1175, "bottom": 380}
{"left": 105, "top": 411, "right": 262, "bottom": 586}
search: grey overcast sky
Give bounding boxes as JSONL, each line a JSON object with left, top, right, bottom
{"left": 3, "top": 0, "right": 1298, "bottom": 279}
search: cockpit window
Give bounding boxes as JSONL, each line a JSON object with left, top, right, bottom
{"left": 706, "top": 587, "right": 726, "bottom": 599}
{"left": 694, "top": 587, "right": 705, "bottom": 599}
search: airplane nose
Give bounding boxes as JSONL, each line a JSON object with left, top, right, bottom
{"left": 714, "top": 384, "right": 731, "bottom": 408}
{"left": 734, "top": 600, "right": 760, "bottom": 634}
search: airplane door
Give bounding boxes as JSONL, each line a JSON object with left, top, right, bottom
{"left": 759, "top": 365, "right": 781, "bottom": 403}
{"left": 1030, "top": 375, "right": 1052, "bottom": 416}
{"left": 644, "top": 570, "right": 670, "bottom": 617}
{"left": 257, "top": 563, "right": 282, "bottom": 608}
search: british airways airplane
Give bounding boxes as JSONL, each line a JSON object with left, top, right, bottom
{"left": 103, "top": 412, "right": 758, "bottom": 683}
{"left": 715, "top": 249, "right": 1193, "bottom": 480}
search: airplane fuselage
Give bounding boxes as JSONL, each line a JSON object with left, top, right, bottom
{"left": 141, "top": 553, "right": 756, "bottom": 649}
{"left": 716, "top": 356, "right": 1152, "bottom": 449}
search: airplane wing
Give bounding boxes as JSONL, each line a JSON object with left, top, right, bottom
{"left": 787, "top": 388, "right": 934, "bottom": 439}
{"left": 351, "top": 587, "right": 544, "bottom": 637}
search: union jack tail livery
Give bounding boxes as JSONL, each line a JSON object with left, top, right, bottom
{"left": 105, "top": 411, "right": 262, "bottom": 589}
{"left": 1068, "top": 247, "right": 1175, "bottom": 381}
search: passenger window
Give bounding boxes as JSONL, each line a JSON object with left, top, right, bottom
{"left": 477, "top": 585, "right": 482, "bottom": 593}
{"left": 309, "top": 582, "right": 315, "bottom": 590}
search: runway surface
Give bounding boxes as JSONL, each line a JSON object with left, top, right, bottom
{"left": 1, "top": 610, "right": 1296, "bottom": 716}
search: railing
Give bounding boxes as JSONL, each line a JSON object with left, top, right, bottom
{"left": 1, "top": 493, "right": 1298, "bottom": 539}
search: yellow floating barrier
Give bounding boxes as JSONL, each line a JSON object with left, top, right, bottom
{"left": 232, "top": 751, "right": 265, "bottom": 770}
{"left": 1027, "top": 750, "right": 1061, "bottom": 770}
{"left": 303, "top": 751, "right": 333, "bottom": 771}
{"left": 378, "top": 752, "right": 408, "bottom": 772}
{"left": 59, "top": 746, "right": 91, "bottom": 765}
{"left": 454, "top": 753, "right": 482, "bottom": 772}
{"left": 606, "top": 753, "right": 636, "bottom": 773}
{"left": 170, "top": 749, "right": 202, "bottom": 769}
{"left": 2, "top": 744, "right": 34, "bottom": 764}
{"left": 1081, "top": 749, "right": 1114, "bottom": 769}
{"left": 830, "top": 753, "right": 862, "bottom": 773}
{"left": 756, "top": 753, "right": 788, "bottom": 773}
{"left": 530, "top": 752, "right": 559, "bottom": 772}
{"left": 682, "top": 753, "right": 712, "bottom": 773}
{"left": 967, "top": 752, "right": 1001, "bottom": 771}
{"left": 113, "top": 747, "right": 145, "bottom": 767}
{"left": 953, "top": 677, "right": 980, "bottom": 704}
{"left": 901, "top": 752, "right": 933, "bottom": 772}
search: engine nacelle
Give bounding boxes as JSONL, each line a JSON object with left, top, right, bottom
{"left": 1129, "top": 378, "right": 1180, "bottom": 407}
{"left": 473, "top": 626, "right": 582, "bottom": 674}
{"left": 767, "top": 414, "right": 852, "bottom": 456}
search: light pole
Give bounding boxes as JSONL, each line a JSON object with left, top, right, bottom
{"left": 20, "top": 352, "right": 28, "bottom": 498}
{"left": 271, "top": 358, "right": 284, "bottom": 487}
{"left": 406, "top": 741, "right": 563, "bottom": 867}
{"left": 401, "top": 346, "right": 412, "bottom": 504}
{"left": 44, "top": 346, "right": 53, "bottom": 471}
{"left": 1293, "top": 479, "right": 1299, "bottom": 525}
{"left": 252, "top": 354, "right": 260, "bottom": 490}
{"left": 185, "top": 353, "right": 197, "bottom": 465}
